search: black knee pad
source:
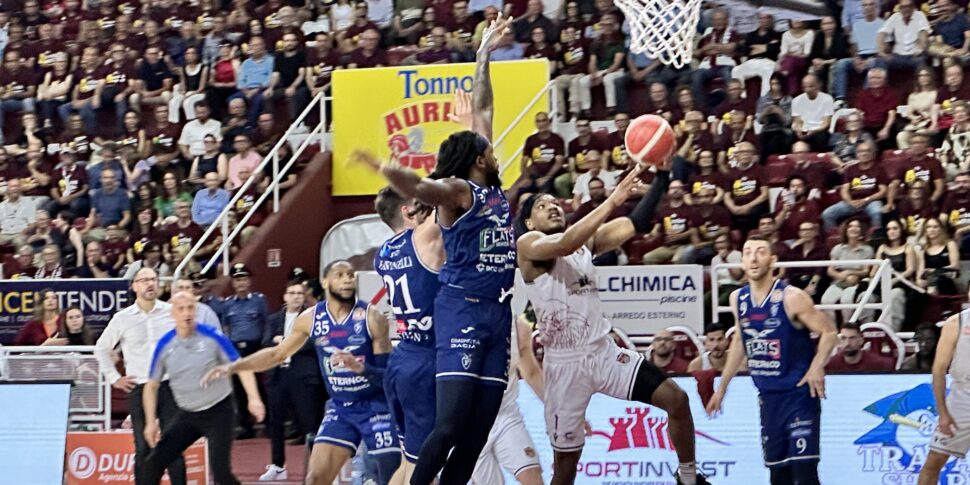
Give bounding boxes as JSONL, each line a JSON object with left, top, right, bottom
{"left": 791, "top": 461, "right": 820, "bottom": 485}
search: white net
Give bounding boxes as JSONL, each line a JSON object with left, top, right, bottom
{"left": 614, "top": 0, "right": 702, "bottom": 69}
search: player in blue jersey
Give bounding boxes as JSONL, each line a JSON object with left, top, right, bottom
{"left": 203, "top": 260, "right": 401, "bottom": 485}
{"left": 706, "top": 236, "right": 838, "bottom": 485}
{"left": 374, "top": 186, "right": 443, "bottom": 483}
{"left": 377, "top": 14, "right": 518, "bottom": 485}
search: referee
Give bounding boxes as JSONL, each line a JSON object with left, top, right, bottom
{"left": 142, "top": 292, "right": 265, "bottom": 485}
{"left": 95, "top": 267, "right": 186, "bottom": 485}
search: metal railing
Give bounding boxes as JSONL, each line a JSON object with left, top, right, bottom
{"left": 498, "top": 80, "right": 555, "bottom": 178}
{"left": 711, "top": 259, "right": 893, "bottom": 325}
{"left": 173, "top": 92, "right": 330, "bottom": 278}
{"left": 1, "top": 345, "right": 111, "bottom": 430}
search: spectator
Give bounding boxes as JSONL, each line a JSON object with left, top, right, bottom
{"left": 234, "top": 36, "right": 275, "bottom": 123}
{"left": 87, "top": 145, "right": 127, "bottom": 192}
{"left": 709, "top": 234, "right": 744, "bottom": 306}
{"left": 35, "top": 243, "right": 66, "bottom": 278}
{"left": 900, "top": 322, "right": 939, "bottom": 370}
{"left": 60, "top": 306, "right": 94, "bottom": 345}
{"left": 202, "top": 15, "right": 231, "bottom": 64}
{"left": 716, "top": 108, "right": 759, "bottom": 155}
{"left": 131, "top": 45, "right": 175, "bottom": 111}
{"left": 47, "top": 148, "right": 90, "bottom": 218}
{"left": 872, "top": 219, "right": 917, "bottom": 330}
{"left": 331, "top": 0, "right": 356, "bottom": 35}
{"left": 112, "top": 111, "right": 148, "bottom": 157}
{"left": 155, "top": 170, "right": 194, "bottom": 220}
{"left": 193, "top": 171, "right": 230, "bottom": 227}
{"left": 122, "top": 241, "right": 172, "bottom": 280}
{"left": 926, "top": 0, "right": 970, "bottom": 64}
{"left": 346, "top": 29, "right": 388, "bottom": 68}
{"left": 644, "top": 83, "right": 680, "bottom": 124}
{"left": 756, "top": 74, "right": 793, "bottom": 129}
{"left": 778, "top": 20, "right": 815, "bottom": 95}
{"left": 685, "top": 150, "right": 725, "bottom": 205}
{"left": 558, "top": 116, "right": 602, "bottom": 195}
{"left": 897, "top": 67, "right": 939, "bottom": 149}
{"left": 809, "top": 16, "right": 850, "bottom": 89}
{"left": 577, "top": 14, "right": 624, "bottom": 116}
{"left": 268, "top": 32, "right": 308, "bottom": 122}
{"left": 854, "top": 68, "right": 897, "bottom": 148}
{"left": 225, "top": 134, "right": 262, "bottom": 190}
{"left": 687, "top": 325, "right": 730, "bottom": 372}
{"left": 731, "top": 12, "right": 781, "bottom": 97}
{"left": 568, "top": 177, "right": 628, "bottom": 223}
{"left": 391, "top": 0, "right": 426, "bottom": 45}
{"left": 512, "top": 0, "right": 556, "bottom": 43}
{"left": 874, "top": 0, "right": 930, "bottom": 73}
{"left": 888, "top": 134, "right": 945, "bottom": 207}
{"left": 306, "top": 32, "right": 341, "bottom": 99}
{"left": 447, "top": 1, "right": 478, "bottom": 63}
{"left": 100, "top": 43, "right": 136, "bottom": 130}
{"left": 833, "top": 0, "right": 884, "bottom": 103}
{"left": 0, "top": 179, "right": 35, "bottom": 245}
{"left": 916, "top": 217, "right": 960, "bottom": 294}
{"left": 169, "top": 47, "right": 210, "bottom": 124}
{"left": 144, "top": 106, "right": 183, "bottom": 180}
{"left": 936, "top": 64, "right": 970, "bottom": 133}
{"left": 942, "top": 103, "right": 970, "bottom": 179}
{"left": 13, "top": 288, "right": 67, "bottom": 345}
{"left": 85, "top": 170, "right": 132, "bottom": 238}
{"left": 674, "top": 110, "right": 717, "bottom": 176}
{"left": 684, "top": 187, "right": 731, "bottom": 264}
{"left": 188, "top": 135, "right": 227, "bottom": 186}
{"left": 783, "top": 222, "right": 827, "bottom": 298}
{"left": 340, "top": 3, "right": 380, "bottom": 51}
{"left": 222, "top": 263, "right": 269, "bottom": 439}
{"left": 723, "top": 141, "right": 769, "bottom": 234}
{"left": 571, "top": 150, "right": 613, "bottom": 206}
{"left": 604, "top": 113, "right": 630, "bottom": 169}
{"left": 826, "top": 324, "right": 896, "bottom": 372}
{"left": 208, "top": 42, "right": 240, "bottom": 120}
{"left": 490, "top": 29, "right": 525, "bottom": 61}
{"left": 712, "top": 81, "right": 750, "bottom": 126}
{"left": 100, "top": 225, "right": 128, "bottom": 274}
{"left": 36, "top": 53, "right": 72, "bottom": 127}
{"left": 791, "top": 74, "right": 835, "bottom": 152}
{"left": 513, "top": 112, "right": 565, "bottom": 197}
{"left": 171, "top": 277, "right": 222, "bottom": 327}
{"left": 829, "top": 111, "right": 874, "bottom": 161}
{"left": 691, "top": 9, "right": 741, "bottom": 111}
{"left": 648, "top": 329, "right": 690, "bottom": 374}
{"left": 643, "top": 179, "right": 699, "bottom": 264}
{"left": 4, "top": 245, "right": 36, "bottom": 279}
{"left": 822, "top": 218, "right": 875, "bottom": 323}
{"left": 250, "top": 112, "right": 284, "bottom": 156}
{"left": 128, "top": 206, "right": 163, "bottom": 264}
{"left": 409, "top": 27, "right": 451, "bottom": 65}
{"left": 822, "top": 141, "right": 886, "bottom": 231}
{"left": 0, "top": 50, "right": 37, "bottom": 144}
{"left": 24, "top": 209, "right": 62, "bottom": 250}
{"left": 774, "top": 174, "right": 821, "bottom": 243}
{"left": 943, "top": 171, "right": 970, "bottom": 252}
{"left": 554, "top": 25, "right": 589, "bottom": 120}
{"left": 164, "top": 199, "right": 205, "bottom": 256}
{"left": 898, "top": 179, "right": 937, "bottom": 240}
{"left": 74, "top": 241, "right": 117, "bottom": 278}
{"left": 179, "top": 103, "right": 223, "bottom": 162}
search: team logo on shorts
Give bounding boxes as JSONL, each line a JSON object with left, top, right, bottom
{"left": 617, "top": 353, "right": 630, "bottom": 364}
{"left": 461, "top": 353, "right": 472, "bottom": 370}
{"left": 524, "top": 447, "right": 536, "bottom": 458}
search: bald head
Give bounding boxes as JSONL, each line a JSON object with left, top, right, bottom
{"left": 171, "top": 291, "right": 198, "bottom": 332}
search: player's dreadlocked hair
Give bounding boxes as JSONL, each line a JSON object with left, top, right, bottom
{"left": 430, "top": 131, "right": 490, "bottom": 180}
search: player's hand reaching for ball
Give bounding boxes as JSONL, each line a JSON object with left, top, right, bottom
{"left": 797, "top": 366, "right": 826, "bottom": 399}
{"left": 200, "top": 364, "right": 232, "bottom": 388}
{"left": 705, "top": 390, "right": 725, "bottom": 417}
{"left": 479, "top": 13, "right": 513, "bottom": 54}
{"left": 606, "top": 164, "right": 643, "bottom": 207}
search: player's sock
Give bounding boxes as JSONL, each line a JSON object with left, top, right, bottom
{"left": 409, "top": 380, "right": 477, "bottom": 485}
{"left": 677, "top": 462, "right": 697, "bottom": 485}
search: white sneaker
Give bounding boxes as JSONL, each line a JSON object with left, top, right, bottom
{"left": 259, "top": 464, "right": 288, "bottom": 481}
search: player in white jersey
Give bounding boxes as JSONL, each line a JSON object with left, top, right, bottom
{"left": 472, "top": 316, "right": 544, "bottom": 485}
{"left": 516, "top": 163, "right": 710, "bottom": 485}
{"left": 918, "top": 299, "right": 970, "bottom": 485}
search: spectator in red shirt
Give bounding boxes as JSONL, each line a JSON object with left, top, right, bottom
{"left": 644, "top": 179, "right": 700, "bottom": 264}
{"left": 853, "top": 68, "right": 898, "bottom": 149}
{"left": 46, "top": 148, "right": 90, "bottom": 218}
{"left": 604, "top": 112, "right": 629, "bottom": 169}
{"left": 774, "top": 174, "right": 820, "bottom": 243}
{"left": 887, "top": 134, "right": 945, "bottom": 207}
{"left": 569, "top": 176, "right": 629, "bottom": 223}
{"left": 307, "top": 32, "right": 342, "bottom": 99}
{"left": 347, "top": 28, "right": 388, "bottom": 68}
{"left": 821, "top": 141, "right": 887, "bottom": 231}
{"left": 897, "top": 179, "right": 937, "bottom": 239}
{"left": 648, "top": 329, "right": 691, "bottom": 374}
{"left": 723, "top": 141, "right": 769, "bottom": 234}
{"left": 825, "top": 324, "right": 896, "bottom": 372}
{"left": 686, "top": 150, "right": 725, "bottom": 205}
{"left": 554, "top": 25, "right": 589, "bottom": 121}
{"left": 13, "top": 288, "right": 67, "bottom": 345}
{"left": 942, "top": 171, "right": 970, "bottom": 254}
{"left": 0, "top": 50, "right": 38, "bottom": 144}
{"left": 675, "top": 110, "right": 718, "bottom": 178}
{"left": 683, "top": 186, "right": 731, "bottom": 264}
{"left": 512, "top": 112, "right": 565, "bottom": 197}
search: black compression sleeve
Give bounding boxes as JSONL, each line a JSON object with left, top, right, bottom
{"left": 630, "top": 169, "right": 671, "bottom": 233}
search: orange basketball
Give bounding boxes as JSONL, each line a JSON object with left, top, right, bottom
{"left": 624, "top": 114, "right": 676, "bottom": 167}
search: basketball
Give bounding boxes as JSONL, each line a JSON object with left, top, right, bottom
{"left": 624, "top": 114, "right": 676, "bottom": 167}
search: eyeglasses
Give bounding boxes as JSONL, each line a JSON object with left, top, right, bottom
{"left": 134, "top": 277, "right": 158, "bottom": 284}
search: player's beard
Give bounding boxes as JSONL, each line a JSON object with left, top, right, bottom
{"left": 327, "top": 289, "right": 356, "bottom": 305}
{"left": 486, "top": 169, "right": 502, "bottom": 187}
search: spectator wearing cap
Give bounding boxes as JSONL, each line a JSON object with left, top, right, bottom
{"left": 46, "top": 148, "right": 90, "bottom": 218}
{"left": 0, "top": 50, "right": 37, "bottom": 144}
{"left": 171, "top": 276, "right": 223, "bottom": 328}
{"left": 131, "top": 45, "right": 175, "bottom": 111}
{"left": 233, "top": 36, "right": 275, "bottom": 124}
{"left": 192, "top": 172, "right": 230, "bottom": 227}
{"left": 178, "top": 102, "right": 223, "bottom": 161}
{"left": 260, "top": 280, "right": 326, "bottom": 480}
{"left": 123, "top": 241, "right": 172, "bottom": 280}
{"left": 222, "top": 262, "right": 269, "bottom": 439}
{"left": 194, "top": 271, "right": 226, "bottom": 318}
{"left": 825, "top": 324, "right": 896, "bottom": 372}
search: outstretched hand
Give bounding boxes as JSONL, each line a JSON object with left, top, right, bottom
{"left": 478, "top": 13, "right": 513, "bottom": 54}
{"left": 606, "top": 165, "right": 644, "bottom": 207}
{"left": 349, "top": 149, "right": 383, "bottom": 172}
{"left": 447, "top": 89, "right": 474, "bottom": 129}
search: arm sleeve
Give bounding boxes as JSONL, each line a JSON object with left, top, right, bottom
{"left": 629, "top": 169, "right": 671, "bottom": 233}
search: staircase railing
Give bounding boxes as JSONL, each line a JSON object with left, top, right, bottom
{"left": 173, "top": 92, "right": 330, "bottom": 278}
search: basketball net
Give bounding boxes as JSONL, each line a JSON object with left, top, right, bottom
{"left": 614, "top": 0, "right": 701, "bottom": 69}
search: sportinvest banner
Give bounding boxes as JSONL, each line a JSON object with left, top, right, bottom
{"left": 511, "top": 374, "right": 967, "bottom": 484}
{"left": 0, "top": 278, "right": 131, "bottom": 343}
{"left": 331, "top": 59, "right": 550, "bottom": 196}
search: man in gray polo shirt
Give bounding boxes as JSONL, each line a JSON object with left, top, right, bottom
{"left": 141, "top": 292, "right": 265, "bottom": 485}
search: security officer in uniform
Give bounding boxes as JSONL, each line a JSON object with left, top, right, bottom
{"left": 221, "top": 263, "right": 269, "bottom": 438}
{"left": 193, "top": 271, "right": 226, "bottom": 319}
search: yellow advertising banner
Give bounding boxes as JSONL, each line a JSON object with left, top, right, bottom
{"left": 332, "top": 59, "right": 549, "bottom": 196}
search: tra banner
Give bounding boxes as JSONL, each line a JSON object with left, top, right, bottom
{"left": 65, "top": 432, "right": 207, "bottom": 485}
{"left": 0, "top": 279, "right": 131, "bottom": 344}
{"left": 511, "top": 374, "right": 968, "bottom": 484}
{"left": 331, "top": 60, "right": 549, "bottom": 196}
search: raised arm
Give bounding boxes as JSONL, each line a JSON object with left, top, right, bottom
{"left": 518, "top": 166, "right": 642, "bottom": 261}
{"left": 472, "top": 14, "right": 512, "bottom": 141}
{"left": 788, "top": 286, "right": 838, "bottom": 398}
{"left": 590, "top": 166, "right": 671, "bottom": 255}
{"left": 353, "top": 150, "right": 472, "bottom": 211}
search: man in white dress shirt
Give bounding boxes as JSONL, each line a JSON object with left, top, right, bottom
{"left": 94, "top": 267, "right": 186, "bottom": 485}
